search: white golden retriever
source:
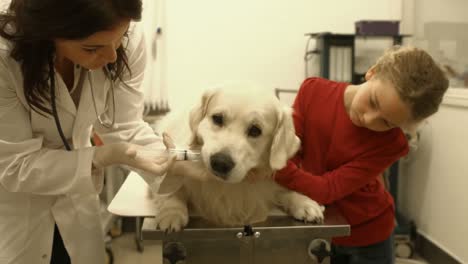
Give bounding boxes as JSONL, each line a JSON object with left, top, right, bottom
{"left": 152, "top": 84, "right": 324, "bottom": 232}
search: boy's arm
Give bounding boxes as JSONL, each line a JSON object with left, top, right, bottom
{"left": 275, "top": 132, "right": 408, "bottom": 205}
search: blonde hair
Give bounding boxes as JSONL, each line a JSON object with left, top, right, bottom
{"left": 372, "top": 46, "right": 449, "bottom": 121}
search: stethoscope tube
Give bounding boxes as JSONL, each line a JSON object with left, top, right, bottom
{"left": 51, "top": 65, "right": 116, "bottom": 151}
{"left": 89, "top": 68, "right": 116, "bottom": 129}
{"left": 50, "top": 59, "right": 72, "bottom": 151}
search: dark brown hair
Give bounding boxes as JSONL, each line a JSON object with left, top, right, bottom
{"left": 0, "top": 0, "right": 142, "bottom": 115}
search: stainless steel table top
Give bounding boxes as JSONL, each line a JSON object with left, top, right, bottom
{"left": 142, "top": 206, "right": 350, "bottom": 241}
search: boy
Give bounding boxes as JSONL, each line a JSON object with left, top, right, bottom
{"left": 275, "top": 46, "right": 449, "bottom": 264}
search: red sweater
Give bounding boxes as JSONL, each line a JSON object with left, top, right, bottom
{"left": 275, "top": 78, "right": 409, "bottom": 246}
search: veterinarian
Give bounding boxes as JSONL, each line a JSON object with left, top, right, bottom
{"left": 0, "top": 0, "right": 183, "bottom": 263}
{"left": 275, "top": 46, "right": 449, "bottom": 264}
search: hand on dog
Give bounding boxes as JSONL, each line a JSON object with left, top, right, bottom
{"left": 162, "top": 132, "right": 176, "bottom": 149}
{"left": 93, "top": 142, "right": 175, "bottom": 176}
{"left": 163, "top": 132, "right": 212, "bottom": 181}
{"left": 245, "top": 168, "right": 273, "bottom": 183}
{"left": 168, "top": 160, "right": 213, "bottom": 181}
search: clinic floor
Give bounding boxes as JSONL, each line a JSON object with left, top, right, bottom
{"left": 112, "top": 233, "right": 162, "bottom": 264}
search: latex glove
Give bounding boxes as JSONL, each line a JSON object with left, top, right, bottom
{"left": 154, "top": 133, "right": 204, "bottom": 194}
{"left": 162, "top": 132, "right": 211, "bottom": 181}
{"left": 162, "top": 132, "right": 176, "bottom": 149}
{"left": 93, "top": 142, "right": 175, "bottom": 176}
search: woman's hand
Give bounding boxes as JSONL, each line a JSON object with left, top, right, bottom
{"left": 162, "top": 132, "right": 212, "bottom": 181}
{"left": 93, "top": 142, "right": 175, "bottom": 176}
{"left": 162, "top": 132, "right": 176, "bottom": 149}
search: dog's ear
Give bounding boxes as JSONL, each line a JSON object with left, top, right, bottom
{"left": 189, "top": 89, "right": 217, "bottom": 146}
{"left": 269, "top": 106, "right": 300, "bottom": 170}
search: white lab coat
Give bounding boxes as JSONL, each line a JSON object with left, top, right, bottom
{"left": 0, "top": 23, "right": 163, "bottom": 263}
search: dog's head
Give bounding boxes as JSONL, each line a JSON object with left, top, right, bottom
{"left": 189, "top": 84, "right": 300, "bottom": 183}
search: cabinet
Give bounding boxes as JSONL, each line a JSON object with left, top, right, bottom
{"left": 304, "top": 32, "right": 409, "bottom": 84}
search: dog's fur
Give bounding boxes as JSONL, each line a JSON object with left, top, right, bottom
{"left": 152, "top": 84, "right": 324, "bottom": 232}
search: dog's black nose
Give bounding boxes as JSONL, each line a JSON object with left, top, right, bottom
{"left": 210, "top": 153, "right": 235, "bottom": 178}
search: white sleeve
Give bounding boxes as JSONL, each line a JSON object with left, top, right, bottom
{"left": 0, "top": 56, "right": 99, "bottom": 195}
{"left": 93, "top": 22, "right": 166, "bottom": 186}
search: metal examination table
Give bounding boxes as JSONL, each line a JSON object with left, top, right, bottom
{"left": 109, "top": 172, "right": 350, "bottom": 264}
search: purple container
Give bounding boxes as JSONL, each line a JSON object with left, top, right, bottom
{"left": 355, "top": 20, "right": 400, "bottom": 36}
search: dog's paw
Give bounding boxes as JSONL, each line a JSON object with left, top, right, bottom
{"left": 155, "top": 208, "right": 189, "bottom": 232}
{"left": 289, "top": 197, "right": 325, "bottom": 224}
{"left": 154, "top": 207, "right": 189, "bottom": 233}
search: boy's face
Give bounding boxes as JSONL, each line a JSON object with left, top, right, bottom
{"left": 347, "top": 69, "right": 412, "bottom": 132}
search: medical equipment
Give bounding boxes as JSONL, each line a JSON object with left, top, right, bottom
{"left": 89, "top": 68, "right": 116, "bottom": 129}
{"left": 51, "top": 66, "right": 116, "bottom": 151}
{"left": 304, "top": 32, "right": 355, "bottom": 82}
{"left": 137, "top": 148, "right": 202, "bottom": 161}
{"left": 355, "top": 20, "right": 400, "bottom": 36}
{"left": 304, "top": 31, "right": 407, "bottom": 83}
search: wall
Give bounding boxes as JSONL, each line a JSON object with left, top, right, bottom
{"left": 397, "top": 1, "right": 468, "bottom": 262}
{"left": 158, "top": 0, "right": 401, "bottom": 109}
{"left": 399, "top": 93, "right": 468, "bottom": 263}
{"left": 412, "top": 0, "right": 468, "bottom": 38}
{"left": 406, "top": 0, "right": 468, "bottom": 88}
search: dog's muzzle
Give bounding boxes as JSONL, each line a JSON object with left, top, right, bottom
{"left": 210, "top": 152, "right": 235, "bottom": 179}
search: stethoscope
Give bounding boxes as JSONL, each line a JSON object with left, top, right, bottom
{"left": 51, "top": 66, "right": 116, "bottom": 151}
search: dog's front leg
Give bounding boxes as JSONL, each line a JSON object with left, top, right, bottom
{"left": 154, "top": 190, "right": 189, "bottom": 232}
{"left": 277, "top": 190, "right": 325, "bottom": 224}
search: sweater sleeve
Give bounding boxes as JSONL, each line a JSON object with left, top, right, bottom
{"left": 275, "top": 78, "right": 409, "bottom": 204}
{"left": 275, "top": 131, "right": 408, "bottom": 204}
{"left": 291, "top": 78, "right": 314, "bottom": 143}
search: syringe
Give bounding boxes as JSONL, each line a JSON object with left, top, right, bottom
{"left": 137, "top": 148, "right": 201, "bottom": 161}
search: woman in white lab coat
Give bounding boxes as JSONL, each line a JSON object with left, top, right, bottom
{"left": 0, "top": 0, "right": 173, "bottom": 263}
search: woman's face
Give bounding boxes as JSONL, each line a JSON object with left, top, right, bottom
{"left": 54, "top": 19, "right": 130, "bottom": 70}
{"left": 347, "top": 70, "right": 412, "bottom": 132}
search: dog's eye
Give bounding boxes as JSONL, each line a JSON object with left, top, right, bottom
{"left": 247, "top": 125, "right": 262, "bottom": 138}
{"left": 212, "top": 114, "right": 224, "bottom": 126}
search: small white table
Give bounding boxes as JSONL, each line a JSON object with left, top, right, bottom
{"left": 108, "top": 171, "right": 156, "bottom": 217}
{"left": 108, "top": 171, "right": 158, "bottom": 256}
